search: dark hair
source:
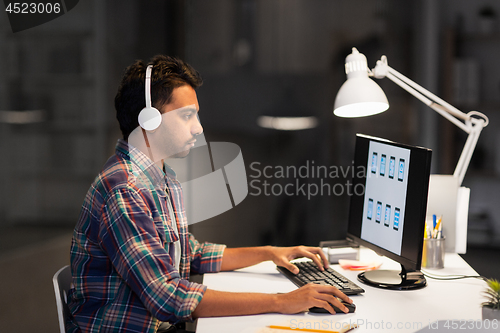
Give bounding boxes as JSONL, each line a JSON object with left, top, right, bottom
{"left": 115, "top": 55, "right": 203, "bottom": 140}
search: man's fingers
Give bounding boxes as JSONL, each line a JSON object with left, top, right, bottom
{"left": 297, "top": 250, "right": 324, "bottom": 271}
{"left": 310, "top": 284, "right": 353, "bottom": 305}
{"left": 314, "top": 292, "right": 350, "bottom": 314}
{"left": 316, "top": 248, "right": 330, "bottom": 269}
{"left": 313, "top": 248, "right": 329, "bottom": 269}
{"left": 283, "top": 262, "right": 299, "bottom": 274}
{"left": 299, "top": 246, "right": 329, "bottom": 270}
{"left": 313, "top": 300, "right": 337, "bottom": 314}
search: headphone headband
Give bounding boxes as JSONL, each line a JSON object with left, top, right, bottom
{"left": 138, "top": 64, "right": 162, "bottom": 132}
{"left": 145, "top": 65, "right": 153, "bottom": 108}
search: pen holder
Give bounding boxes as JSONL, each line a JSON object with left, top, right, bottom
{"left": 422, "top": 237, "right": 445, "bottom": 269}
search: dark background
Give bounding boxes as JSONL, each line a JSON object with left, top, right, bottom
{"left": 1, "top": 0, "right": 500, "bottom": 331}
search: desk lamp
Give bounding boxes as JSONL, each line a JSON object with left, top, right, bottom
{"left": 334, "top": 48, "right": 489, "bottom": 253}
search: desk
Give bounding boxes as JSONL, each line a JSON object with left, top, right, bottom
{"left": 196, "top": 248, "right": 486, "bottom": 333}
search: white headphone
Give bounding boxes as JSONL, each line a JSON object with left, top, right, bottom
{"left": 138, "top": 65, "right": 162, "bottom": 131}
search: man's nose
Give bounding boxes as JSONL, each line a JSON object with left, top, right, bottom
{"left": 192, "top": 117, "right": 203, "bottom": 136}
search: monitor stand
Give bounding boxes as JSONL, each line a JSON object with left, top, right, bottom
{"left": 357, "top": 264, "right": 426, "bottom": 290}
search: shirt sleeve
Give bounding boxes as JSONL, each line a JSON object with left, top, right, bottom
{"left": 99, "top": 186, "right": 205, "bottom": 322}
{"left": 188, "top": 233, "right": 226, "bottom": 274}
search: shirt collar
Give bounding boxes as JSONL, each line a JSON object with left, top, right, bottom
{"left": 163, "top": 163, "right": 177, "bottom": 179}
{"left": 115, "top": 139, "right": 167, "bottom": 191}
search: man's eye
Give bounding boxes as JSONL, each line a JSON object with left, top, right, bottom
{"left": 183, "top": 113, "right": 193, "bottom": 120}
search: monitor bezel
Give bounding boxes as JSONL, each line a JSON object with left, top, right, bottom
{"left": 347, "top": 134, "right": 432, "bottom": 272}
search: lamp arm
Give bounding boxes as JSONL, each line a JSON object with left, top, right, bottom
{"left": 373, "top": 57, "right": 472, "bottom": 130}
{"left": 372, "top": 55, "right": 489, "bottom": 186}
{"left": 387, "top": 66, "right": 469, "bottom": 120}
{"left": 384, "top": 69, "right": 470, "bottom": 133}
{"left": 454, "top": 122, "right": 484, "bottom": 185}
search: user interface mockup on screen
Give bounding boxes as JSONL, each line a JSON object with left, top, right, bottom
{"left": 361, "top": 141, "right": 410, "bottom": 256}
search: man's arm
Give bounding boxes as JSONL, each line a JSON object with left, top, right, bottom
{"left": 220, "top": 245, "right": 329, "bottom": 273}
{"left": 192, "top": 284, "right": 353, "bottom": 317}
{"left": 193, "top": 246, "right": 352, "bottom": 317}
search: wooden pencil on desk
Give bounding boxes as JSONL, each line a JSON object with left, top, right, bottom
{"left": 268, "top": 323, "right": 357, "bottom": 333}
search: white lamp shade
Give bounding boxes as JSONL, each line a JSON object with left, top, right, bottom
{"left": 334, "top": 76, "right": 389, "bottom": 118}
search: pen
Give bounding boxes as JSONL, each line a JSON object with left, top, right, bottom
{"left": 268, "top": 324, "right": 357, "bottom": 333}
{"left": 436, "top": 216, "right": 443, "bottom": 239}
{"left": 433, "top": 216, "right": 442, "bottom": 239}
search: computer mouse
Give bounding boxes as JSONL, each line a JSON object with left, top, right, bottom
{"left": 309, "top": 300, "right": 356, "bottom": 314}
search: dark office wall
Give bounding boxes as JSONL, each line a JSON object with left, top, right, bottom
{"left": 180, "top": 0, "right": 416, "bottom": 247}
{"left": 2, "top": 0, "right": 498, "bottom": 247}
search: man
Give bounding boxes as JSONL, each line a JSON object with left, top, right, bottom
{"left": 67, "top": 55, "right": 352, "bottom": 333}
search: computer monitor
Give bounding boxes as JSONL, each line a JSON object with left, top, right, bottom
{"left": 347, "top": 134, "right": 432, "bottom": 290}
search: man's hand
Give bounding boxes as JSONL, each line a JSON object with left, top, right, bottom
{"left": 192, "top": 284, "right": 353, "bottom": 318}
{"left": 276, "top": 284, "right": 353, "bottom": 314}
{"left": 269, "top": 245, "right": 329, "bottom": 274}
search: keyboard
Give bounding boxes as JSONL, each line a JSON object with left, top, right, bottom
{"left": 277, "top": 260, "right": 365, "bottom": 295}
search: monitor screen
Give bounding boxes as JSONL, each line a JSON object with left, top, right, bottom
{"left": 347, "top": 134, "right": 432, "bottom": 288}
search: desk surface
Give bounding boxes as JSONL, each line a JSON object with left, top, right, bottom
{"left": 196, "top": 248, "right": 486, "bottom": 333}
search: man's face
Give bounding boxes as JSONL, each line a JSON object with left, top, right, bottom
{"left": 158, "top": 85, "right": 203, "bottom": 159}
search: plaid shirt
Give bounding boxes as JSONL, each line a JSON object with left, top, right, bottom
{"left": 67, "top": 139, "right": 226, "bottom": 333}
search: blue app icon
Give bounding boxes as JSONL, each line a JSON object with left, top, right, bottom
{"left": 371, "top": 152, "right": 378, "bottom": 174}
{"left": 389, "top": 156, "right": 395, "bottom": 179}
{"left": 367, "top": 199, "right": 373, "bottom": 220}
{"left": 393, "top": 208, "right": 401, "bottom": 230}
{"left": 384, "top": 204, "right": 391, "bottom": 227}
{"left": 376, "top": 201, "right": 382, "bottom": 223}
{"left": 398, "top": 158, "right": 405, "bottom": 182}
{"left": 380, "top": 154, "right": 386, "bottom": 176}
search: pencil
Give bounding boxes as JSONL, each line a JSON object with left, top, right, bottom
{"left": 268, "top": 323, "right": 357, "bottom": 333}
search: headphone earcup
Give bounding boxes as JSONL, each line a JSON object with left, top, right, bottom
{"left": 138, "top": 107, "right": 162, "bottom": 131}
